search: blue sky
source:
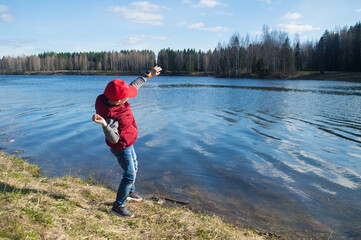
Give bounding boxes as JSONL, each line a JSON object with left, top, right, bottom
{"left": 0, "top": 0, "right": 360, "bottom": 57}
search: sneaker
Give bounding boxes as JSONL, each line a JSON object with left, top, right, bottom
{"left": 110, "top": 205, "right": 133, "bottom": 217}
{"left": 128, "top": 191, "right": 143, "bottom": 201}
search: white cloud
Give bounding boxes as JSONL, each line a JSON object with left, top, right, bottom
{"left": 122, "top": 34, "right": 169, "bottom": 45}
{"left": 257, "top": 0, "right": 271, "bottom": 4}
{"left": 119, "top": 10, "right": 163, "bottom": 26}
{"left": 182, "top": 0, "right": 192, "bottom": 3}
{"left": 144, "top": 35, "right": 169, "bottom": 41}
{"left": 357, "top": 9, "right": 361, "bottom": 12}
{"left": 107, "top": 1, "right": 166, "bottom": 26}
{"left": 206, "top": 26, "right": 229, "bottom": 32}
{"left": 192, "top": 0, "right": 225, "bottom": 8}
{"left": 177, "top": 21, "right": 188, "bottom": 26}
{"left": 278, "top": 12, "right": 319, "bottom": 35}
{"left": 278, "top": 23, "right": 320, "bottom": 34}
{"left": 284, "top": 12, "right": 302, "bottom": 20}
{"left": 128, "top": 1, "right": 166, "bottom": 11}
{"left": 0, "top": 39, "right": 37, "bottom": 48}
{"left": 187, "top": 22, "right": 229, "bottom": 32}
{"left": 0, "top": 5, "right": 14, "bottom": 22}
{"left": 0, "top": 13, "right": 15, "bottom": 22}
{"left": 123, "top": 36, "right": 143, "bottom": 45}
{"left": 0, "top": 4, "right": 9, "bottom": 12}
{"left": 188, "top": 22, "right": 205, "bottom": 29}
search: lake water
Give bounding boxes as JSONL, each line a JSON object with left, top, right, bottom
{"left": 1, "top": 75, "right": 360, "bottom": 239}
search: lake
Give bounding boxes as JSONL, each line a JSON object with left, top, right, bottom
{"left": 1, "top": 75, "right": 360, "bottom": 239}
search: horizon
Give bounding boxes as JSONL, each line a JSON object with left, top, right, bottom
{"left": 1, "top": 0, "right": 361, "bottom": 57}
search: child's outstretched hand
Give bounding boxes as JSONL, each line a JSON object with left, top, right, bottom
{"left": 92, "top": 114, "right": 107, "bottom": 127}
{"left": 150, "top": 65, "right": 162, "bottom": 77}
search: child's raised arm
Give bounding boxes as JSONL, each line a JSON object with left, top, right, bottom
{"left": 130, "top": 65, "right": 162, "bottom": 89}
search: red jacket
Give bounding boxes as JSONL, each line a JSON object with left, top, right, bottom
{"left": 95, "top": 94, "right": 138, "bottom": 150}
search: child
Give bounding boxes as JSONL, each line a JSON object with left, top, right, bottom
{"left": 92, "top": 66, "right": 162, "bottom": 217}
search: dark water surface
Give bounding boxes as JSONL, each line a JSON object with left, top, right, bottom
{"left": 1, "top": 75, "right": 361, "bottom": 239}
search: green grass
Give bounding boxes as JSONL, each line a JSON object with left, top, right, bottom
{"left": 22, "top": 207, "right": 53, "bottom": 226}
{"left": 0, "top": 152, "right": 271, "bottom": 239}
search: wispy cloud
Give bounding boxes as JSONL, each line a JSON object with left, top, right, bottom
{"left": 278, "top": 23, "right": 320, "bottom": 34}
{"left": 0, "top": 4, "right": 10, "bottom": 12}
{"left": 0, "top": 13, "right": 14, "bottom": 22}
{"left": 284, "top": 12, "right": 302, "bottom": 20}
{"left": 122, "top": 34, "right": 169, "bottom": 45}
{"left": 257, "top": 0, "right": 271, "bottom": 4}
{"left": 0, "top": 39, "right": 38, "bottom": 47}
{"left": 191, "top": 0, "right": 226, "bottom": 8}
{"left": 357, "top": 8, "right": 361, "bottom": 12}
{"left": 188, "top": 22, "right": 204, "bottom": 29}
{"left": 0, "top": 4, "right": 14, "bottom": 22}
{"left": 187, "top": 22, "right": 229, "bottom": 32}
{"left": 177, "top": 21, "right": 188, "bottom": 26}
{"left": 278, "top": 12, "right": 320, "bottom": 35}
{"left": 107, "top": 1, "right": 166, "bottom": 26}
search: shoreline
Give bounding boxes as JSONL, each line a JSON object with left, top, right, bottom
{"left": 287, "top": 71, "right": 361, "bottom": 81}
{"left": 0, "top": 70, "right": 214, "bottom": 77}
{"left": 1, "top": 70, "right": 361, "bottom": 81}
{"left": 0, "top": 152, "right": 277, "bottom": 239}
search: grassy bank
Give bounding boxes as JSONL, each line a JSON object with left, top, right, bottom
{"left": 0, "top": 152, "right": 271, "bottom": 240}
{"left": 288, "top": 71, "right": 361, "bottom": 81}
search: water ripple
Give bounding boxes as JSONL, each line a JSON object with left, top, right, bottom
{"left": 145, "top": 84, "right": 361, "bottom": 96}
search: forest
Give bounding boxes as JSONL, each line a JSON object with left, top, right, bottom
{"left": 0, "top": 21, "right": 360, "bottom": 78}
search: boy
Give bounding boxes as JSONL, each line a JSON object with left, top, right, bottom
{"left": 92, "top": 66, "right": 162, "bottom": 217}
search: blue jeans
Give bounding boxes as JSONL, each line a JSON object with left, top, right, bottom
{"left": 111, "top": 145, "right": 138, "bottom": 207}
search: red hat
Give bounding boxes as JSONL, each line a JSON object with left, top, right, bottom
{"left": 104, "top": 79, "right": 138, "bottom": 101}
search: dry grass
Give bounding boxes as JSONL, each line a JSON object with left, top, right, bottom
{"left": 0, "top": 152, "right": 268, "bottom": 240}
{"left": 288, "top": 71, "right": 361, "bottom": 81}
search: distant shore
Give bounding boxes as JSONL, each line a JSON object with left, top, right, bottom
{"left": 287, "top": 71, "right": 361, "bottom": 81}
{"left": 1, "top": 70, "right": 361, "bottom": 81}
{"left": 0, "top": 70, "right": 214, "bottom": 77}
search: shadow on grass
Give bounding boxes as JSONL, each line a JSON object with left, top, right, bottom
{"left": 0, "top": 181, "right": 67, "bottom": 201}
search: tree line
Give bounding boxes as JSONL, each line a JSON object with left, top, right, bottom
{"left": 1, "top": 21, "right": 360, "bottom": 78}
{"left": 0, "top": 50, "right": 156, "bottom": 74}
{"left": 157, "top": 21, "right": 361, "bottom": 78}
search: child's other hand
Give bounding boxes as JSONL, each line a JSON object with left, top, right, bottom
{"left": 92, "top": 114, "right": 107, "bottom": 127}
